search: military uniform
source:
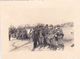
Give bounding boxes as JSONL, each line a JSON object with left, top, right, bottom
{"left": 54, "top": 26, "right": 63, "bottom": 40}
{"left": 32, "top": 29, "right": 39, "bottom": 49}
{"left": 54, "top": 27, "right": 64, "bottom": 48}
{"left": 43, "top": 27, "right": 49, "bottom": 47}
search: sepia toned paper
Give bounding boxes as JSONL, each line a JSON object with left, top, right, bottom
{"left": 1, "top": 0, "right": 80, "bottom": 59}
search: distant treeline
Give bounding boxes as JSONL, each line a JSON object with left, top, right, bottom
{"left": 60, "top": 22, "right": 74, "bottom": 27}
{"left": 9, "top": 22, "right": 73, "bottom": 40}
{"left": 25, "top": 22, "right": 74, "bottom": 28}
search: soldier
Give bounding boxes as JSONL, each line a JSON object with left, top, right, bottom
{"left": 38, "top": 28, "right": 44, "bottom": 48}
{"left": 32, "top": 27, "right": 39, "bottom": 51}
{"left": 48, "top": 25, "right": 56, "bottom": 48}
{"left": 9, "top": 32, "right": 11, "bottom": 41}
{"left": 54, "top": 25, "right": 64, "bottom": 49}
{"left": 9, "top": 27, "right": 14, "bottom": 41}
{"left": 43, "top": 24, "right": 49, "bottom": 47}
{"left": 54, "top": 25, "right": 63, "bottom": 41}
{"left": 9, "top": 28, "right": 11, "bottom": 41}
{"left": 49, "top": 25, "right": 54, "bottom": 41}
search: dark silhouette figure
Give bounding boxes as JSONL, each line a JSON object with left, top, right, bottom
{"left": 9, "top": 34, "right": 11, "bottom": 41}
{"left": 32, "top": 29, "right": 39, "bottom": 51}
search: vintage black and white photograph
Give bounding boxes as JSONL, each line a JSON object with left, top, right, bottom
{"left": 8, "top": 6, "right": 74, "bottom": 51}
{"left": 7, "top": 4, "right": 74, "bottom": 51}
{"left": 1, "top": 1, "right": 74, "bottom": 52}
{"left": 9, "top": 22, "right": 74, "bottom": 51}
{"left": 2, "top": 0, "right": 79, "bottom": 59}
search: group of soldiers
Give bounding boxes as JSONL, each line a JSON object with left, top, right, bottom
{"left": 9, "top": 24, "right": 64, "bottom": 50}
{"left": 9, "top": 26, "right": 28, "bottom": 41}
{"left": 31, "top": 24, "right": 64, "bottom": 51}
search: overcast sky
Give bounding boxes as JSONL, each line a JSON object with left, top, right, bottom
{"left": 1, "top": 1, "right": 74, "bottom": 27}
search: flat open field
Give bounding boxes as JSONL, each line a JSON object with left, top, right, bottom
{"left": 9, "top": 26, "right": 74, "bottom": 52}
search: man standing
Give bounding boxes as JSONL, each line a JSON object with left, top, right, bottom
{"left": 54, "top": 25, "right": 64, "bottom": 44}
{"left": 43, "top": 24, "right": 49, "bottom": 47}
{"left": 9, "top": 32, "right": 11, "bottom": 41}
{"left": 32, "top": 27, "right": 39, "bottom": 51}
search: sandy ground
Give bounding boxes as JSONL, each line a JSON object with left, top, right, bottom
{"left": 9, "top": 27, "right": 74, "bottom": 52}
